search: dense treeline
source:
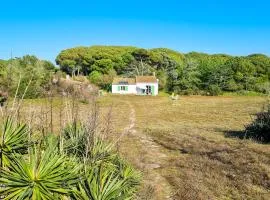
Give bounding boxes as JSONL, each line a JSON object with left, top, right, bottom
{"left": 56, "top": 46, "right": 270, "bottom": 95}
{"left": 0, "top": 55, "right": 56, "bottom": 98}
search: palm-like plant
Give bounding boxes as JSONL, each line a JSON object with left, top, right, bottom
{"left": 0, "top": 147, "right": 81, "bottom": 199}
{"left": 75, "top": 164, "right": 141, "bottom": 200}
{"left": 0, "top": 117, "right": 29, "bottom": 167}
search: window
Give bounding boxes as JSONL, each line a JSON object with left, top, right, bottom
{"left": 146, "top": 85, "right": 152, "bottom": 95}
{"left": 120, "top": 86, "right": 128, "bottom": 91}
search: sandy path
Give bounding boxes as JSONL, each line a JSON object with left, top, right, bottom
{"left": 120, "top": 102, "right": 172, "bottom": 200}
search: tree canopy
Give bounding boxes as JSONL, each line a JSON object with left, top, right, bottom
{"left": 56, "top": 46, "right": 270, "bottom": 95}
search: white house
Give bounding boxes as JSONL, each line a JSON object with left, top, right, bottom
{"left": 112, "top": 76, "right": 158, "bottom": 96}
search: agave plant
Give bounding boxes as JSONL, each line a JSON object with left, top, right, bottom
{"left": 0, "top": 146, "right": 81, "bottom": 199}
{"left": 0, "top": 117, "right": 29, "bottom": 167}
{"left": 75, "top": 163, "right": 141, "bottom": 200}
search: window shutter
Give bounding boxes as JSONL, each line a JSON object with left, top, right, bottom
{"left": 151, "top": 85, "right": 154, "bottom": 96}
{"left": 125, "top": 86, "right": 128, "bottom": 91}
{"left": 118, "top": 86, "right": 120, "bottom": 91}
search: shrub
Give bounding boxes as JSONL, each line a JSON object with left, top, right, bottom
{"left": 88, "top": 71, "right": 102, "bottom": 84}
{"left": 245, "top": 103, "right": 270, "bottom": 143}
{"left": 0, "top": 55, "right": 55, "bottom": 99}
{"left": 207, "top": 85, "right": 222, "bottom": 96}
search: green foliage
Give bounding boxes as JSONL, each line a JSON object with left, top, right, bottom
{"left": 63, "top": 122, "right": 88, "bottom": 157}
{"left": 76, "top": 161, "right": 140, "bottom": 200}
{"left": 0, "top": 55, "right": 56, "bottom": 98}
{"left": 0, "top": 117, "right": 29, "bottom": 167}
{"left": 207, "top": 84, "right": 222, "bottom": 96}
{"left": 88, "top": 69, "right": 116, "bottom": 91}
{"left": 56, "top": 46, "right": 270, "bottom": 95}
{"left": 0, "top": 119, "right": 141, "bottom": 199}
{"left": 89, "top": 71, "right": 103, "bottom": 84}
{"left": 0, "top": 147, "right": 80, "bottom": 199}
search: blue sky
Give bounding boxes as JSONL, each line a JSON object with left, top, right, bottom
{"left": 0, "top": 0, "right": 269, "bottom": 63}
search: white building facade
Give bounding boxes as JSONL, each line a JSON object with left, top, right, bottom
{"left": 112, "top": 76, "right": 158, "bottom": 96}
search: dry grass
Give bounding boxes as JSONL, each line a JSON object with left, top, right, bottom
{"left": 8, "top": 94, "right": 270, "bottom": 200}
{"left": 98, "top": 95, "right": 270, "bottom": 200}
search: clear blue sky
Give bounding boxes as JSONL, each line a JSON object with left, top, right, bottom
{"left": 0, "top": 0, "right": 269, "bottom": 63}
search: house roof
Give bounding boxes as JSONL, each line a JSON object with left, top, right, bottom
{"left": 112, "top": 76, "right": 158, "bottom": 85}
{"left": 112, "top": 77, "right": 136, "bottom": 85}
{"left": 135, "top": 76, "right": 158, "bottom": 83}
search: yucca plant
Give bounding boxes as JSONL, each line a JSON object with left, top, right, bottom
{"left": 0, "top": 146, "right": 81, "bottom": 199}
{"left": 62, "top": 122, "right": 87, "bottom": 157}
{"left": 75, "top": 163, "right": 141, "bottom": 200}
{"left": 62, "top": 122, "right": 113, "bottom": 164}
{"left": 0, "top": 117, "right": 29, "bottom": 167}
{"left": 62, "top": 121, "right": 141, "bottom": 200}
{"left": 87, "top": 137, "right": 114, "bottom": 165}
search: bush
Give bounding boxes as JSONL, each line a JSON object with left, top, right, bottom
{"left": 88, "top": 70, "right": 102, "bottom": 84}
{"left": 207, "top": 85, "right": 222, "bottom": 96}
{"left": 245, "top": 104, "right": 270, "bottom": 143}
{"left": 0, "top": 55, "right": 55, "bottom": 98}
{"left": 88, "top": 69, "right": 116, "bottom": 91}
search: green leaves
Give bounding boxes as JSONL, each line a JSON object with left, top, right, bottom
{"left": 75, "top": 162, "right": 141, "bottom": 200}
{"left": 0, "top": 147, "right": 80, "bottom": 199}
{"left": 57, "top": 45, "right": 270, "bottom": 95}
{"left": 0, "top": 117, "right": 29, "bottom": 167}
{"left": 0, "top": 119, "right": 141, "bottom": 200}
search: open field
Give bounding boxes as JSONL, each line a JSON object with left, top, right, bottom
{"left": 12, "top": 95, "right": 270, "bottom": 200}
{"left": 98, "top": 95, "right": 270, "bottom": 200}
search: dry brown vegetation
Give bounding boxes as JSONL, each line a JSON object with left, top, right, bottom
{"left": 98, "top": 95, "right": 270, "bottom": 200}
{"left": 8, "top": 94, "right": 270, "bottom": 200}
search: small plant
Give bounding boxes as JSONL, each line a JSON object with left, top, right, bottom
{"left": 245, "top": 103, "right": 270, "bottom": 143}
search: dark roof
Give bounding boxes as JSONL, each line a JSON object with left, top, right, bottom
{"left": 112, "top": 77, "right": 136, "bottom": 85}
{"left": 135, "top": 76, "right": 158, "bottom": 83}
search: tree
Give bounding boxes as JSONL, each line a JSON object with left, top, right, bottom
{"left": 55, "top": 46, "right": 270, "bottom": 95}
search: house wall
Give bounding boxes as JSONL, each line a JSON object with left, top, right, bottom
{"left": 112, "top": 84, "right": 137, "bottom": 94}
{"left": 136, "top": 82, "right": 159, "bottom": 96}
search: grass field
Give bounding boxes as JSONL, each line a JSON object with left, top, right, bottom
{"left": 14, "top": 95, "right": 270, "bottom": 200}
{"left": 98, "top": 95, "right": 270, "bottom": 200}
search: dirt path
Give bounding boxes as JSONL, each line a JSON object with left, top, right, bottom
{"left": 120, "top": 102, "right": 173, "bottom": 200}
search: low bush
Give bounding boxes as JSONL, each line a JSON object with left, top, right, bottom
{"left": 245, "top": 103, "right": 270, "bottom": 143}
{"left": 207, "top": 84, "right": 223, "bottom": 96}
